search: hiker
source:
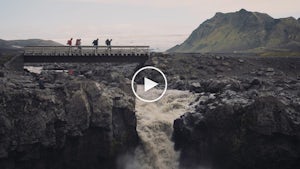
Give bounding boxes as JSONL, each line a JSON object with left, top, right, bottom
{"left": 92, "top": 38, "right": 99, "bottom": 54}
{"left": 67, "top": 38, "right": 73, "bottom": 55}
{"left": 67, "top": 38, "right": 73, "bottom": 46}
{"left": 75, "top": 39, "right": 82, "bottom": 54}
{"left": 105, "top": 39, "right": 112, "bottom": 51}
{"left": 75, "top": 39, "right": 81, "bottom": 47}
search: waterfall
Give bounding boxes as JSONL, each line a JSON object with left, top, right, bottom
{"left": 121, "top": 85, "right": 198, "bottom": 169}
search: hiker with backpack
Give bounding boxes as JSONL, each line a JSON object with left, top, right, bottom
{"left": 105, "top": 39, "right": 112, "bottom": 52}
{"left": 92, "top": 38, "right": 99, "bottom": 54}
{"left": 67, "top": 38, "right": 73, "bottom": 46}
{"left": 67, "top": 38, "right": 73, "bottom": 55}
{"left": 75, "top": 39, "right": 82, "bottom": 55}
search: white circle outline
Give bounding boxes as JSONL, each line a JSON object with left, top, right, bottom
{"left": 131, "top": 66, "right": 168, "bottom": 103}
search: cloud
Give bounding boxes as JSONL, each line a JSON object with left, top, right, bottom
{"left": 56, "top": 0, "right": 300, "bottom": 16}
{"left": 56, "top": 0, "right": 205, "bottom": 8}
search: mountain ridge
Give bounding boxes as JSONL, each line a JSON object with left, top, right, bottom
{"left": 168, "top": 9, "right": 300, "bottom": 53}
{"left": 0, "top": 39, "right": 62, "bottom": 50}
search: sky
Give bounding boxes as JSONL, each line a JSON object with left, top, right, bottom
{"left": 0, "top": 0, "right": 299, "bottom": 51}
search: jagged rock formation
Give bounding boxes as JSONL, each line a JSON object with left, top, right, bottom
{"left": 0, "top": 69, "right": 138, "bottom": 169}
{"left": 168, "top": 9, "right": 300, "bottom": 53}
{"left": 171, "top": 65, "right": 300, "bottom": 169}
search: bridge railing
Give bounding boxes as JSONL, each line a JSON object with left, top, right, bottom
{"left": 24, "top": 46, "right": 150, "bottom": 56}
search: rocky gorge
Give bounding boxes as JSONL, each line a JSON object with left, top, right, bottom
{"left": 0, "top": 53, "right": 299, "bottom": 169}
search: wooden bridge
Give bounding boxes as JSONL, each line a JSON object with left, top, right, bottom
{"left": 23, "top": 46, "right": 150, "bottom": 63}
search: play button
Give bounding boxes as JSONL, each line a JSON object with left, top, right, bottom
{"left": 144, "top": 77, "right": 158, "bottom": 92}
{"left": 131, "top": 66, "right": 167, "bottom": 103}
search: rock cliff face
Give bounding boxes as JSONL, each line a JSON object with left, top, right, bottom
{"left": 173, "top": 76, "right": 300, "bottom": 169}
{"left": 0, "top": 70, "right": 138, "bottom": 169}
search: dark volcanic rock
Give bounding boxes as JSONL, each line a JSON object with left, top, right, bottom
{"left": 173, "top": 80, "right": 300, "bottom": 169}
{"left": 0, "top": 72, "right": 4, "bottom": 78}
{"left": 0, "top": 73, "right": 138, "bottom": 169}
{"left": 152, "top": 54, "right": 300, "bottom": 169}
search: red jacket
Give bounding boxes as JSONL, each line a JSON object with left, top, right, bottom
{"left": 67, "top": 39, "right": 72, "bottom": 46}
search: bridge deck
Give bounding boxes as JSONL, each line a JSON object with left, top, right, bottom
{"left": 23, "top": 46, "right": 150, "bottom": 63}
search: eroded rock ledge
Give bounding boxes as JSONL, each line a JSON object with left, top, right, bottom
{"left": 173, "top": 77, "right": 300, "bottom": 169}
{"left": 0, "top": 70, "right": 138, "bottom": 169}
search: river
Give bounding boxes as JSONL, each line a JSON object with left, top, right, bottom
{"left": 120, "top": 85, "right": 198, "bottom": 169}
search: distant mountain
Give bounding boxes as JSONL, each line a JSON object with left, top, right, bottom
{"left": 168, "top": 9, "right": 300, "bottom": 53}
{"left": 0, "top": 39, "right": 62, "bottom": 50}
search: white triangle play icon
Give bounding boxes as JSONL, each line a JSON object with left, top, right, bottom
{"left": 144, "top": 77, "right": 158, "bottom": 92}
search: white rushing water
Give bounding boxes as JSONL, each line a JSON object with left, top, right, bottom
{"left": 24, "top": 66, "right": 43, "bottom": 74}
{"left": 121, "top": 85, "right": 198, "bottom": 169}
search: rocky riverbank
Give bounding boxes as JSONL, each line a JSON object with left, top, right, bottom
{"left": 173, "top": 76, "right": 300, "bottom": 169}
{"left": 0, "top": 66, "right": 138, "bottom": 169}
{"left": 159, "top": 54, "right": 300, "bottom": 169}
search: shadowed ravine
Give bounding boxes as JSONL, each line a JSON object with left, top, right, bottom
{"left": 119, "top": 85, "right": 198, "bottom": 169}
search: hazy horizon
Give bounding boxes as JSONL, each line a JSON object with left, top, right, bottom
{"left": 1, "top": 0, "right": 300, "bottom": 51}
